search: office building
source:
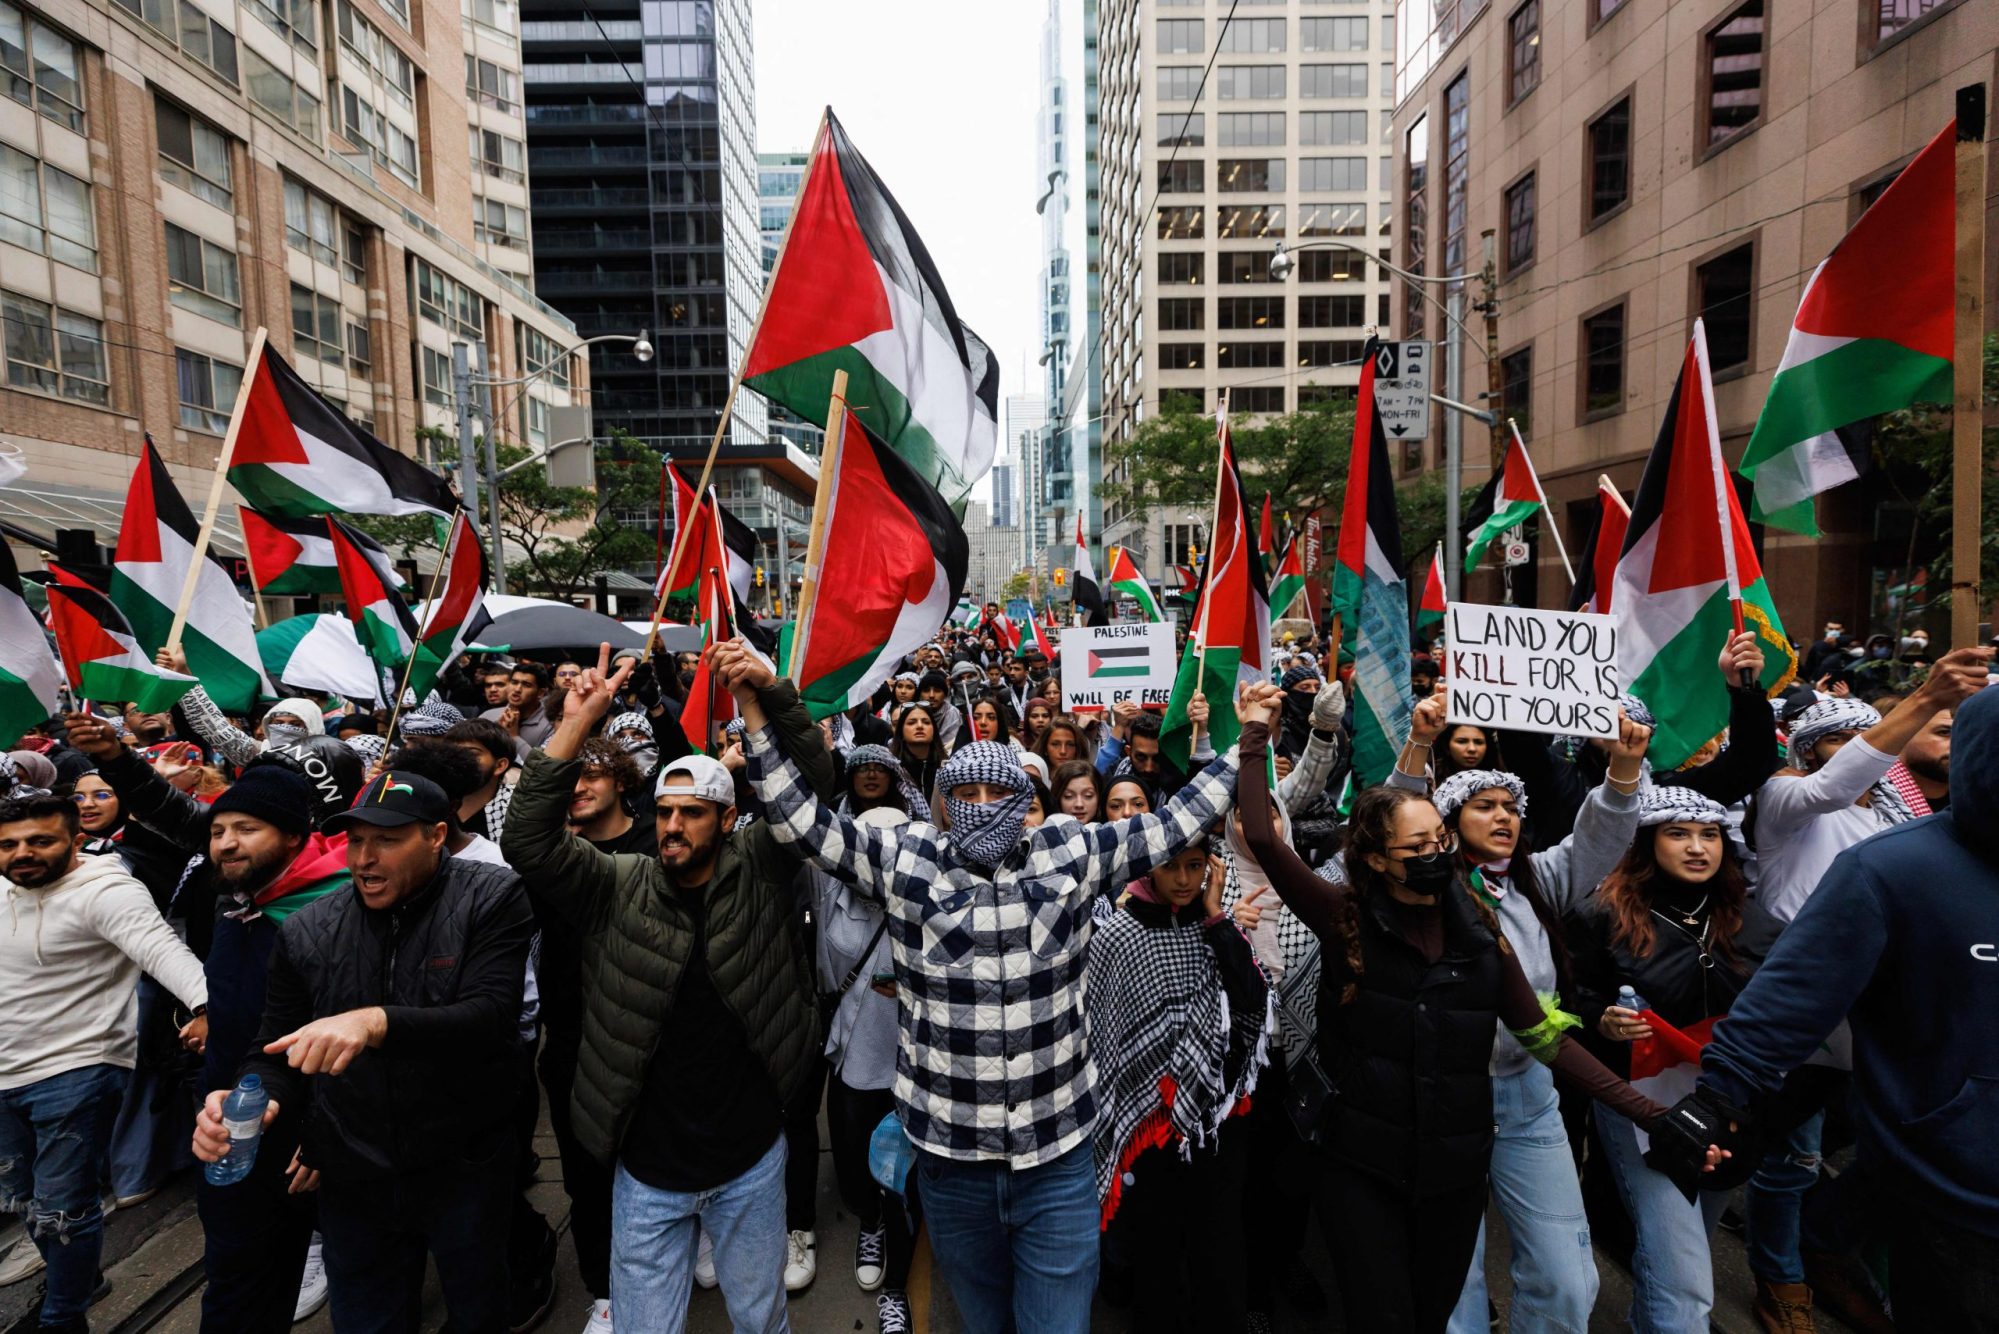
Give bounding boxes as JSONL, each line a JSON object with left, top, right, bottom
{"left": 961, "top": 499, "right": 1022, "bottom": 607}
{"left": 1001, "top": 391, "right": 1043, "bottom": 537}
{"left": 1390, "top": 0, "right": 1997, "bottom": 629}
{"left": 757, "top": 147, "right": 804, "bottom": 273}
{"left": 2, "top": 0, "right": 582, "bottom": 567}
{"left": 1038, "top": 0, "right": 1100, "bottom": 578}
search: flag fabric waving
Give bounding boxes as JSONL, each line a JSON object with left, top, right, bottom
{"left": 328, "top": 517, "right": 417, "bottom": 675}
{"left": 658, "top": 466, "right": 777, "bottom": 657}
{"left": 1161, "top": 406, "right": 1271, "bottom": 773}
{"left": 230, "top": 342, "right": 459, "bottom": 520}
{"left": 1257, "top": 493, "right": 1277, "bottom": 579}
{"left": 1415, "top": 545, "right": 1447, "bottom": 642}
{"left": 1613, "top": 323, "right": 1796, "bottom": 769}
{"left": 406, "top": 512, "right": 493, "bottom": 703}
{"left": 742, "top": 109, "right": 999, "bottom": 504}
{"left": 677, "top": 570, "right": 737, "bottom": 752}
{"left": 1023, "top": 609, "right": 1058, "bottom": 663}
{"left": 47, "top": 580, "right": 196, "bottom": 712}
{"left": 790, "top": 407, "right": 970, "bottom": 720}
{"left": 1106, "top": 546, "right": 1165, "bottom": 623}
{"left": 1569, "top": 477, "right": 1632, "bottom": 617}
{"left": 1268, "top": 535, "right": 1307, "bottom": 620}
{"left": 0, "top": 542, "right": 62, "bottom": 745}
{"left": 240, "top": 506, "right": 402, "bottom": 597}
{"left": 1071, "top": 514, "right": 1107, "bottom": 626}
{"left": 1462, "top": 427, "right": 1550, "bottom": 571}
{"left": 111, "top": 439, "right": 273, "bottom": 712}
{"left": 1739, "top": 121, "right": 1954, "bottom": 535}
{"left": 257, "top": 614, "right": 383, "bottom": 705}
{"left": 1625, "top": 1011, "right": 1718, "bottom": 1153}
{"left": 1331, "top": 340, "right": 1415, "bottom": 786}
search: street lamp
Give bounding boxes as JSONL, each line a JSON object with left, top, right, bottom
{"left": 453, "top": 329, "right": 651, "bottom": 595}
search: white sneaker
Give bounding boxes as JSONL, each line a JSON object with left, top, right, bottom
{"left": 693, "top": 1229, "right": 717, "bottom": 1290}
{"left": 783, "top": 1229, "right": 816, "bottom": 1293}
{"left": 0, "top": 1234, "right": 44, "bottom": 1285}
{"left": 293, "top": 1235, "right": 329, "bottom": 1322}
{"left": 580, "top": 1298, "right": 612, "bottom": 1333}
{"left": 854, "top": 1220, "right": 886, "bottom": 1291}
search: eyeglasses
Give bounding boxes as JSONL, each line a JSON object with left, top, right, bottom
{"left": 1386, "top": 832, "right": 1457, "bottom": 858}
{"left": 70, "top": 790, "right": 116, "bottom": 804}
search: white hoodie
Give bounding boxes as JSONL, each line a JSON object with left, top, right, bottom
{"left": 1, "top": 852, "right": 208, "bottom": 1090}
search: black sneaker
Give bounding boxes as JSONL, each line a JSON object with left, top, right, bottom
{"left": 877, "top": 1289, "right": 911, "bottom": 1334}
{"left": 855, "top": 1220, "right": 887, "bottom": 1292}
{"left": 507, "top": 1224, "right": 557, "bottom": 1333}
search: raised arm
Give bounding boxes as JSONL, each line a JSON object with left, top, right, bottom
{"left": 500, "top": 750, "right": 625, "bottom": 931}
{"left": 1234, "top": 705, "right": 1350, "bottom": 941}
{"left": 1082, "top": 690, "right": 1238, "bottom": 889}
{"left": 63, "top": 714, "right": 212, "bottom": 853}
{"left": 1278, "top": 680, "right": 1346, "bottom": 813}
{"left": 1531, "top": 711, "right": 1650, "bottom": 914}
{"left": 173, "top": 682, "right": 263, "bottom": 768}
{"left": 1674, "top": 635, "right": 1780, "bottom": 806}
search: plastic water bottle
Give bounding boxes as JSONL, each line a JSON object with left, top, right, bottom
{"left": 1618, "top": 984, "right": 1650, "bottom": 1015}
{"left": 204, "top": 1074, "right": 269, "bottom": 1186}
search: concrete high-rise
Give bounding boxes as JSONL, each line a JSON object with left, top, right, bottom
{"left": 1002, "top": 391, "right": 1044, "bottom": 539}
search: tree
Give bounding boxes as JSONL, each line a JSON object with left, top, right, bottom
{"left": 1100, "top": 397, "right": 1357, "bottom": 525}
{"left": 1000, "top": 570, "right": 1034, "bottom": 603}
{"left": 1872, "top": 333, "right": 1999, "bottom": 614}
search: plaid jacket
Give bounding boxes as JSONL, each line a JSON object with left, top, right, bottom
{"left": 746, "top": 723, "right": 1239, "bottom": 1169}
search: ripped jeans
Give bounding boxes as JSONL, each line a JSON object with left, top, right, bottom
{"left": 0, "top": 1063, "right": 129, "bottom": 1330}
{"left": 1745, "top": 1112, "right": 1825, "bottom": 1285}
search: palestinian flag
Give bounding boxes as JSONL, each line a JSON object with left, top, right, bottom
{"left": 1739, "top": 120, "right": 1954, "bottom": 535}
{"left": 1613, "top": 323, "right": 1796, "bottom": 770}
{"left": 1258, "top": 493, "right": 1277, "bottom": 579}
{"left": 231, "top": 342, "right": 459, "bottom": 520}
{"left": 0, "top": 542, "right": 62, "bottom": 746}
{"left": 1569, "top": 477, "right": 1632, "bottom": 616}
{"left": 1072, "top": 514, "right": 1107, "bottom": 626}
{"left": 1161, "top": 408, "right": 1271, "bottom": 772}
{"left": 258, "top": 613, "right": 384, "bottom": 703}
{"left": 677, "top": 571, "right": 736, "bottom": 752}
{"left": 790, "top": 406, "right": 969, "bottom": 720}
{"left": 1626, "top": 1012, "right": 1717, "bottom": 1154}
{"left": 406, "top": 512, "right": 492, "bottom": 703}
{"left": 47, "top": 581, "right": 196, "bottom": 712}
{"left": 948, "top": 594, "right": 977, "bottom": 628}
{"left": 1269, "top": 535, "right": 1308, "bottom": 619}
{"left": 741, "top": 110, "right": 999, "bottom": 505}
{"left": 328, "top": 516, "right": 417, "bottom": 674}
{"left": 1331, "top": 339, "right": 1414, "bottom": 786}
{"left": 1023, "top": 607, "right": 1058, "bottom": 663}
{"left": 1463, "top": 424, "right": 1550, "bottom": 571}
{"left": 658, "top": 467, "right": 775, "bottom": 656}
{"left": 1107, "top": 547, "right": 1165, "bottom": 623}
{"left": 240, "top": 506, "right": 401, "bottom": 597}
{"left": 1415, "top": 544, "right": 1447, "bottom": 642}
{"left": 1086, "top": 642, "right": 1151, "bottom": 681}
{"left": 110, "top": 439, "right": 273, "bottom": 712}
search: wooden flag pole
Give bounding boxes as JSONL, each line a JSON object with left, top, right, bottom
{"left": 1951, "top": 83, "right": 1988, "bottom": 649}
{"left": 238, "top": 527, "right": 274, "bottom": 631}
{"left": 382, "top": 519, "right": 460, "bottom": 735}
{"left": 168, "top": 325, "right": 267, "bottom": 654}
{"left": 1511, "top": 417, "right": 1575, "bottom": 586}
{"left": 789, "top": 369, "right": 851, "bottom": 687}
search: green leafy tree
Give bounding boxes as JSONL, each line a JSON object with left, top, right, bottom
{"left": 1872, "top": 333, "right": 1999, "bottom": 614}
{"left": 1101, "top": 397, "right": 1356, "bottom": 524}
{"left": 1000, "top": 570, "right": 1034, "bottom": 602}
{"left": 496, "top": 431, "right": 658, "bottom": 602}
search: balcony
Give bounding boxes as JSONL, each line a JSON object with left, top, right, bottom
{"left": 524, "top": 102, "right": 645, "bottom": 127}
{"left": 535, "top": 228, "right": 653, "bottom": 254}
{"left": 528, "top": 187, "right": 650, "bottom": 212}
{"left": 528, "top": 145, "right": 647, "bottom": 170}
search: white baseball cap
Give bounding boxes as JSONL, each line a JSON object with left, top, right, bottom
{"left": 655, "top": 754, "right": 734, "bottom": 804}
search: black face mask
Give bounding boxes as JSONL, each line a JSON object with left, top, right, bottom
{"left": 1393, "top": 849, "right": 1456, "bottom": 898}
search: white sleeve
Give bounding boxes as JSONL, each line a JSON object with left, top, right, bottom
{"left": 88, "top": 876, "right": 208, "bottom": 1010}
{"left": 1754, "top": 738, "right": 1896, "bottom": 847}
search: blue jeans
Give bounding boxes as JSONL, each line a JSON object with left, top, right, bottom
{"left": 1446, "top": 1062, "right": 1598, "bottom": 1334}
{"left": 610, "top": 1134, "right": 789, "bottom": 1334}
{"left": 0, "top": 1063, "right": 129, "bottom": 1330}
{"left": 108, "top": 974, "right": 192, "bottom": 1200}
{"left": 1745, "top": 1111, "right": 1823, "bottom": 1284}
{"left": 1596, "top": 1106, "right": 1729, "bottom": 1333}
{"left": 917, "top": 1140, "right": 1100, "bottom": 1334}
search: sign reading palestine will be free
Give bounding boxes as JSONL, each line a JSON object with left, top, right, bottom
{"left": 1059, "top": 622, "right": 1176, "bottom": 710}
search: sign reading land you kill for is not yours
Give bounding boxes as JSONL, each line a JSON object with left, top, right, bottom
{"left": 1059, "top": 622, "right": 1177, "bottom": 710}
{"left": 1444, "top": 603, "right": 1622, "bottom": 740}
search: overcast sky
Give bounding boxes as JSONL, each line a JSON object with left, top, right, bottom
{"left": 752, "top": 0, "right": 1045, "bottom": 501}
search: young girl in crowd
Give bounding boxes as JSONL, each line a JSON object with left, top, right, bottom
{"left": 1035, "top": 718, "right": 1088, "bottom": 768}
{"left": 964, "top": 696, "right": 1016, "bottom": 751}
{"left": 1050, "top": 760, "right": 1102, "bottom": 823}
{"left": 891, "top": 702, "right": 940, "bottom": 802}
{"left": 1432, "top": 723, "right": 1502, "bottom": 785}
{"left": 1104, "top": 774, "right": 1153, "bottom": 821}
{"left": 1018, "top": 699, "right": 1053, "bottom": 754}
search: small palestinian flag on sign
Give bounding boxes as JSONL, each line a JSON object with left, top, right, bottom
{"left": 1085, "top": 642, "right": 1151, "bottom": 681}
{"left": 240, "top": 506, "right": 403, "bottom": 597}
{"left": 47, "top": 580, "right": 196, "bottom": 712}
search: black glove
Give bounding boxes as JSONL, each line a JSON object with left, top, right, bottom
{"left": 1642, "top": 1085, "right": 1755, "bottom": 1203}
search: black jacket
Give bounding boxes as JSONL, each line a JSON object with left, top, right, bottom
{"left": 241, "top": 855, "right": 533, "bottom": 1180}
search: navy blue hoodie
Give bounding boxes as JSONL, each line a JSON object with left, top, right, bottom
{"left": 1701, "top": 684, "right": 1999, "bottom": 1237}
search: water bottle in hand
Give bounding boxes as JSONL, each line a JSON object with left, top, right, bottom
{"left": 204, "top": 1074, "right": 270, "bottom": 1186}
{"left": 1618, "top": 984, "right": 1650, "bottom": 1016}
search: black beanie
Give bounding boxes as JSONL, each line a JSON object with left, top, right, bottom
{"left": 209, "top": 766, "right": 314, "bottom": 836}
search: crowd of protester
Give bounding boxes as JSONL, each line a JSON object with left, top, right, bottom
{"left": 0, "top": 606, "right": 1993, "bottom": 1334}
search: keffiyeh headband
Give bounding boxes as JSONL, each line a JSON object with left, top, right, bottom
{"left": 343, "top": 733, "right": 388, "bottom": 766}
{"left": 1636, "top": 785, "right": 1729, "bottom": 828}
{"left": 1617, "top": 693, "right": 1657, "bottom": 730}
{"left": 397, "top": 695, "right": 465, "bottom": 738}
{"left": 841, "top": 743, "right": 931, "bottom": 822}
{"left": 1786, "top": 698, "right": 1881, "bottom": 771}
{"left": 1433, "top": 768, "right": 1529, "bottom": 821}
{"left": 607, "top": 711, "right": 654, "bottom": 753}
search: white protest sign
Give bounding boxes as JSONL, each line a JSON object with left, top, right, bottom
{"left": 1444, "top": 602, "right": 1620, "bottom": 739}
{"left": 1059, "top": 622, "right": 1177, "bottom": 710}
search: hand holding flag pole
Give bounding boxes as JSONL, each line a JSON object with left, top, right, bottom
{"left": 1688, "top": 322, "right": 1757, "bottom": 689}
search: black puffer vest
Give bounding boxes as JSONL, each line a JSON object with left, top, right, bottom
{"left": 1316, "top": 881, "right": 1504, "bottom": 1196}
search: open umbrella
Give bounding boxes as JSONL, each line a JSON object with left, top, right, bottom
{"left": 473, "top": 599, "right": 646, "bottom": 654}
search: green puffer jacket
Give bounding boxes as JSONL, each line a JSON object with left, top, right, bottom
{"left": 501, "top": 680, "right": 836, "bottom": 1164}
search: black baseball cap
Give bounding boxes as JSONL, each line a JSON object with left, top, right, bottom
{"left": 324, "top": 770, "right": 451, "bottom": 832}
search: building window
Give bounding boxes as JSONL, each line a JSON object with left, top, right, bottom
{"left": 1581, "top": 302, "right": 1626, "bottom": 419}
{"left": 111, "top": 0, "right": 238, "bottom": 85}
{"left": 1299, "top": 250, "right": 1366, "bottom": 282}
{"left": 346, "top": 320, "right": 370, "bottom": 375}
{"left": 1157, "top": 66, "right": 1203, "bottom": 101}
{"left": 1299, "top": 157, "right": 1367, "bottom": 192}
{"left": 1588, "top": 98, "right": 1632, "bottom": 222}
{"left": 1296, "top": 339, "right": 1365, "bottom": 368}
{"left": 1300, "top": 294, "right": 1366, "bottom": 327}
{"left": 164, "top": 223, "right": 241, "bottom": 324}
{"left": 289, "top": 283, "right": 342, "bottom": 363}
{"left": 1218, "top": 112, "right": 1284, "bottom": 147}
{"left": 0, "top": 145, "right": 96, "bottom": 271}
{"left": 1507, "top": 0, "right": 1540, "bottom": 103}
{"left": 245, "top": 0, "right": 316, "bottom": 53}
{"left": 1696, "top": 241, "right": 1755, "bottom": 374}
{"left": 474, "top": 196, "right": 529, "bottom": 249}
{"left": 1504, "top": 171, "right": 1536, "bottom": 275}
{"left": 1219, "top": 250, "right": 1279, "bottom": 284}
{"left": 1443, "top": 71, "right": 1470, "bottom": 278}
{"left": 340, "top": 219, "right": 367, "bottom": 283}
{"left": 1217, "top": 203, "right": 1283, "bottom": 238}
{"left": 1500, "top": 345, "right": 1532, "bottom": 439}
{"left": 1217, "top": 18, "right": 1285, "bottom": 52}
{"left": 1301, "top": 110, "right": 1366, "bottom": 145}
{"left": 176, "top": 347, "right": 241, "bottom": 432}
{"left": 1158, "top": 159, "right": 1205, "bottom": 193}
{"left": 464, "top": 55, "right": 516, "bottom": 112}
{"left": 0, "top": 2, "right": 86, "bottom": 130}
{"left": 412, "top": 259, "right": 484, "bottom": 340}
{"left": 3, "top": 289, "right": 106, "bottom": 402}
{"left": 1158, "top": 296, "right": 1204, "bottom": 329}
{"left": 1875, "top": 0, "right": 1953, "bottom": 45}
{"left": 1404, "top": 114, "right": 1428, "bottom": 338}
{"left": 523, "top": 395, "right": 549, "bottom": 447}
{"left": 245, "top": 50, "right": 319, "bottom": 138}
{"left": 1158, "top": 343, "right": 1203, "bottom": 370}
{"left": 518, "top": 323, "right": 569, "bottom": 389}
{"left": 283, "top": 178, "right": 338, "bottom": 264}
{"left": 1702, "top": 1, "right": 1763, "bottom": 150}
{"left": 1156, "top": 18, "right": 1203, "bottom": 53}
{"left": 1157, "top": 206, "right": 1204, "bottom": 240}
{"left": 1158, "top": 252, "right": 1204, "bottom": 285}
{"left": 1217, "top": 65, "right": 1284, "bottom": 99}
{"left": 1218, "top": 158, "right": 1283, "bottom": 192}
{"left": 470, "top": 127, "right": 525, "bottom": 183}
{"left": 1298, "top": 202, "right": 1365, "bottom": 237}
{"left": 1301, "top": 16, "right": 1366, "bottom": 51}
{"left": 156, "top": 98, "right": 232, "bottom": 207}
{"left": 1593, "top": 0, "right": 1627, "bottom": 23}
{"left": 1158, "top": 111, "right": 1204, "bottom": 147}
{"left": 1231, "top": 386, "right": 1285, "bottom": 413}
{"left": 419, "top": 344, "right": 452, "bottom": 406}
{"left": 1299, "top": 63, "right": 1366, "bottom": 98}
{"left": 1218, "top": 296, "right": 1284, "bottom": 329}
{"left": 1218, "top": 341, "right": 1284, "bottom": 369}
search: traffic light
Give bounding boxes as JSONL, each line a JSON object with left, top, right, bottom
{"left": 754, "top": 566, "right": 765, "bottom": 587}
{"left": 1053, "top": 568, "right": 1066, "bottom": 587}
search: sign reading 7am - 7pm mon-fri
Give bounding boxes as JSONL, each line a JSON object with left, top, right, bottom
{"left": 1059, "top": 622, "right": 1177, "bottom": 710}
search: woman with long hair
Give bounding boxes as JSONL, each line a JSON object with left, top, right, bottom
{"left": 1231, "top": 686, "right": 1703, "bottom": 1332}
{"left": 1432, "top": 723, "right": 1502, "bottom": 786}
{"left": 1573, "top": 786, "right": 1784, "bottom": 1334}
{"left": 1049, "top": 760, "right": 1103, "bottom": 823}
{"left": 962, "top": 695, "right": 1016, "bottom": 752}
{"left": 1036, "top": 675, "right": 1063, "bottom": 710}
{"left": 891, "top": 702, "right": 941, "bottom": 804}
{"left": 1017, "top": 699, "right": 1054, "bottom": 755}
{"left": 1035, "top": 717, "right": 1088, "bottom": 769}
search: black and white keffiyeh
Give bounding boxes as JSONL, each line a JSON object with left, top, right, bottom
{"left": 1635, "top": 785, "right": 1729, "bottom": 828}
{"left": 841, "top": 743, "right": 931, "bottom": 822}
{"left": 936, "top": 741, "right": 1031, "bottom": 865}
{"left": 398, "top": 695, "right": 465, "bottom": 738}
{"left": 343, "top": 733, "right": 388, "bottom": 767}
{"left": 607, "top": 711, "right": 654, "bottom": 752}
{"left": 1618, "top": 693, "right": 1658, "bottom": 729}
{"left": 1433, "top": 769, "right": 1530, "bottom": 822}
{"left": 1786, "top": 698, "right": 1881, "bottom": 771}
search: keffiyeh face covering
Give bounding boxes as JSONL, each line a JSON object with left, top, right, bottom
{"left": 936, "top": 741, "right": 1032, "bottom": 866}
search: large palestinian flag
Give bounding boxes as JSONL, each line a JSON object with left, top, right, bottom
{"left": 1462, "top": 424, "right": 1549, "bottom": 571}
{"left": 47, "top": 581, "right": 196, "bottom": 712}
{"left": 1161, "top": 409, "right": 1271, "bottom": 772}
{"left": 742, "top": 110, "right": 999, "bottom": 504}
{"left": 1569, "top": 477, "right": 1631, "bottom": 617}
{"left": 1106, "top": 546, "right": 1165, "bottom": 623}
{"left": 258, "top": 613, "right": 384, "bottom": 703}
{"left": 1331, "top": 339, "right": 1414, "bottom": 786}
{"left": 328, "top": 516, "right": 417, "bottom": 675}
{"left": 406, "top": 512, "right": 492, "bottom": 703}
{"left": 1613, "top": 323, "right": 1796, "bottom": 769}
{"left": 240, "top": 506, "right": 402, "bottom": 597}
{"left": 1739, "top": 120, "right": 1954, "bottom": 535}
{"left": 110, "top": 440, "right": 272, "bottom": 712}
{"left": 0, "top": 542, "right": 62, "bottom": 746}
{"left": 230, "top": 342, "right": 459, "bottom": 520}
{"left": 790, "top": 406, "right": 969, "bottom": 719}
{"left": 1071, "top": 513, "right": 1107, "bottom": 626}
